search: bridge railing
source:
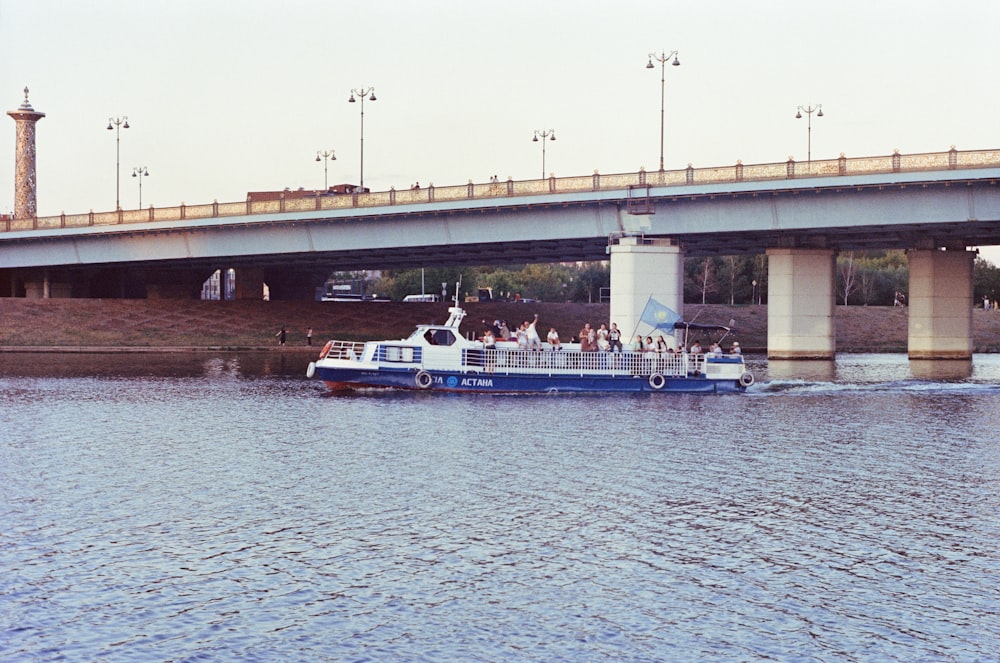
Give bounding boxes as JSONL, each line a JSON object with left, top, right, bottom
{"left": 4, "top": 147, "right": 1000, "bottom": 233}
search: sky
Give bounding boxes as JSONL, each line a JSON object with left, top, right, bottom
{"left": 2, "top": 0, "right": 999, "bottom": 261}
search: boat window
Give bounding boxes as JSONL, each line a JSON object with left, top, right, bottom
{"left": 425, "top": 329, "right": 456, "bottom": 346}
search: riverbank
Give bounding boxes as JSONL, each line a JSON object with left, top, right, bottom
{"left": 3, "top": 298, "right": 1000, "bottom": 352}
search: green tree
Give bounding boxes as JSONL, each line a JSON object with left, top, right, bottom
{"left": 974, "top": 256, "right": 1000, "bottom": 306}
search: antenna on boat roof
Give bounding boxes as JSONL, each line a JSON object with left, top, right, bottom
{"left": 453, "top": 276, "right": 462, "bottom": 307}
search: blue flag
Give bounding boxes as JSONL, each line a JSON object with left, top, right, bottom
{"left": 639, "top": 297, "right": 681, "bottom": 331}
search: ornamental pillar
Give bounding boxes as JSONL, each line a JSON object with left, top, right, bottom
{"left": 7, "top": 87, "right": 45, "bottom": 219}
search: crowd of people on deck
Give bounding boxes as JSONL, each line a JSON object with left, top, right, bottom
{"left": 479, "top": 317, "right": 742, "bottom": 355}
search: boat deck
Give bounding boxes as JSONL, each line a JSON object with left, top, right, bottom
{"left": 321, "top": 339, "right": 743, "bottom": 379}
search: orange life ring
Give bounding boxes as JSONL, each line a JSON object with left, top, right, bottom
{"left": 319, "top": 341, "right": 334, "bottom": 359}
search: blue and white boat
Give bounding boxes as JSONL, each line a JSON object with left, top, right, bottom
{"left": 306, "top": 303, "right": 754, "bottom": 394}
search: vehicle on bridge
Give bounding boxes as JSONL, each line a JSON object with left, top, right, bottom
{"left": 246, "top": 183, "right": 369, "bottom": 203}
{"left": 464, "top": 287, "right": 495, "bottom": 303}
{"left": 320, "top": 283, "right": 389, "bottom": 302}
{"left": 306, "top": 303, "right": 754, "bottom": 394}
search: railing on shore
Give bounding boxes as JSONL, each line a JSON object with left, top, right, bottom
{"left": 5, "top": 147, "right": 999, "bottom": 233}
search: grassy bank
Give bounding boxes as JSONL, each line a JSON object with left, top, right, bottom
{"left": 3, "top": 298, "right": 1000, "bottom": 352}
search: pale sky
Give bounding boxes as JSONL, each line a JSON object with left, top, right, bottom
{"left": 2, "top": 0, "right": 999, "bottom": 261}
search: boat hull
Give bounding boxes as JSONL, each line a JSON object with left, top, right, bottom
{"left": 313, "top": 364, "right": 746, "bottom": 394}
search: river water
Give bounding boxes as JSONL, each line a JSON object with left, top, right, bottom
{"left": 2, "top": 352, "right": 999, "bottom": 662}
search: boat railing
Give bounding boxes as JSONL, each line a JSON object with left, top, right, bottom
{"left": 464, "top": 348, "right": 719, "bottom": 377}
{"left": 321, "top": 340, "right": 367, "bottom": 360}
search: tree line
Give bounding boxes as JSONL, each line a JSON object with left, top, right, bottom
{"left": 355, "top": 250, "right": 1000, "bottom": 306}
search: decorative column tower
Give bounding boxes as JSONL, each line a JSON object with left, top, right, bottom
{"left": 7, "top": 87, "right": 45, "bottom": 219}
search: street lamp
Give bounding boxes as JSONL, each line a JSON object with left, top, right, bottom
{"left": 646, "top": 49, "right": 680, "bottom": 172}
{"left": 532, "top": 129, "right": 556, "bottom": 179}
{"left": 348, "top": 86, "right": 376, "bottom": 191}
{"left": 131, "top": 166, "right": 149, "bottom": 208}
{"left": 315, "top": 149, "right": 336, "bottom": 190}
{"left": 106, "top": 115, "right": 129, "bottom": 209}
{"left": 795, "top": 103, "right": 823, "bottom": 165}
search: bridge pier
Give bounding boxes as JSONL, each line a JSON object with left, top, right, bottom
{"left": 263, "top": 268, "right": 328, "bottom": 301}
{"left": 766, "top": 248, "right": 836, "bottom": 360}
{"left": 907, "top": 248, "right": 974, "bottom": 359}
{"left": 608, "top": 237, "right": 684, "bottom": 347}
{"left": 13, "top": 268, "right": 81, "bottom": 298}
{"left": 234, "top": 268, "right": 266, "bottom": 300}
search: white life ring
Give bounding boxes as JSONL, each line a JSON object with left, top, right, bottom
{"left": 319, "top": 341, "right": 334, "bottom": 359}
{"left": 739, "top": 372, "right": 755, "bottom": 387}
{"left": 648, "top": 372, "right": 666, "bottom": 390}
{"left": 306, "top": 361, "right": 316, "bottom": 378}
{"left": 414, "top": 370, "right": 433, "bottom": 389}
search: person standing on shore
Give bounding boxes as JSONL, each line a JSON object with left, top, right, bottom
{"left": 276, "top": 327, "right": 286, "bottom": 346}
{"left": 306, "top": 328, "right": 313, "bottom": 346}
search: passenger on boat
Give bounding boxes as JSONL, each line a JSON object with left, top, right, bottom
{"left": 632, "top": 335, "right": 646, "bottom": 352}
{"left": 482, "top": 319, "right": 501, "bottom": 337}
{"left": 596, "top": 324, "right": 611, "bottom": 352}
{"left": 579, "top": 324, "right": 597, "bottom": 351}
{"left": 730, "top": 341, "right": 742, "bottom": 355}
{"left": 608, "top": 323, "right": 623, "bottom": 353}
{"left": 515, "top": 322, "right": 529, "bottom": 349}
{"left": 547, "top": 327, "right": 562, "bottom": 350}
{"left": 499, "top": 320, "right": 511, "bottom": 340}
{"left": 689, "top": 340, "right": 702, "bottom": 354}
{"left": 482, "top": 329, "right": 496, "bottom": 371}
{"left": 525, "top": 313, "right": 542, "bottom": 350}
{"left": 709, "top": 342, "right": 723, "bottom": 356}
{"left": 655, "top": 336, "right": 669, "bottom": 353}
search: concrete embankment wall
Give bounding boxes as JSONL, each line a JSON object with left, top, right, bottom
{"left": 2, "top": 298, "right": 1000, "bottom": 352}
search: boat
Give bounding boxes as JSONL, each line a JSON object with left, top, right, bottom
{"left": 306, "top": 301, "right": 754, "bottom": 394}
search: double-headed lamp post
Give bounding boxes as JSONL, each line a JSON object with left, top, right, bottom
{"left": 348, "top": 87, "right": 376, "bottom": 191}
{"left": 646, "top": 49, "right": 680, "bottom": 172}
{"left": 315, "top": 149, "right": 336, "bottom": 190}
{"left": 131, "top": 166, "right": 149, "bottom": 208}
{"left": 106, "top": 115, "right": 129, "bottom": 209}
{"left": 795, "top": 103, "right": 823, "bottom": 165}
{"left": 532, "top": 129, "right": 556, "bottom": 179}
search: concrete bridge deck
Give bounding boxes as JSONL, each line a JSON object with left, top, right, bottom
{"left": 2, "top": 148, "right": 999, "bottom": 273}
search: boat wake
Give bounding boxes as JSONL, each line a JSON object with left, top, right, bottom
{"left": 750, "top": 379, "right": 1000, "bottom": 396}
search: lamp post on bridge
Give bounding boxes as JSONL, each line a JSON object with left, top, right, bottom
{"left": 795, "top": 103, "right": 823, "bottom": 166}
{"left": 315, "top": 149, "right": 336, "bottom": 190}
{"left": 532, "top": 129, "right": 556, "bottom": 179}
{"left": 646, "top": 49, "right": 680, "bottom": 172}
{"left": 131, "top": 166, "right": 149, "bottom": 209}
{"left": 106, "top": 115, "right": 129, "bottom": 210}
{"left": 348, "top": 86, "right": 376, "bottom": 191}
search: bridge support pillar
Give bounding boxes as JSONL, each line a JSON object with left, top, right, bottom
{"left": 234, "top": 268, "right": 266, "bottom": 300}
{"left": 766, "top": 248, "right": 836, "bottom": 360}
{"left": 907, "top": 249, "right": 973, "bottom": 359}
{"left": 20, "top": 270, "right": 74, "bottom": 298}
{"left": 608, "top": 237, "right": 684, "bottom": 346}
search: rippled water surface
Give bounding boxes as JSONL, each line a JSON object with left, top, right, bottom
{"left": 2, "top": 353, "right": 999, "bottom": 661}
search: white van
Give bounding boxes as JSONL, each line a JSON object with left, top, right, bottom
{"left": 403, "top": 294, "right": 440, "bottom": 303}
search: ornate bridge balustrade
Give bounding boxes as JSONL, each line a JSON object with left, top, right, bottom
{"left": 5, "top": 147, "right": 999, "bottom": 232}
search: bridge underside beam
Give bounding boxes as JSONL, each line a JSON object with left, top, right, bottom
{"left": 766, "top": 248, "right": 836, "bottom": 360}
{"left": 907, "top": 249, "right": 973, "bottom": 359}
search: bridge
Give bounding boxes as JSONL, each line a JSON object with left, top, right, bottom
{"left": 3, "top": 147, "right": 1000, "bottom": 360}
